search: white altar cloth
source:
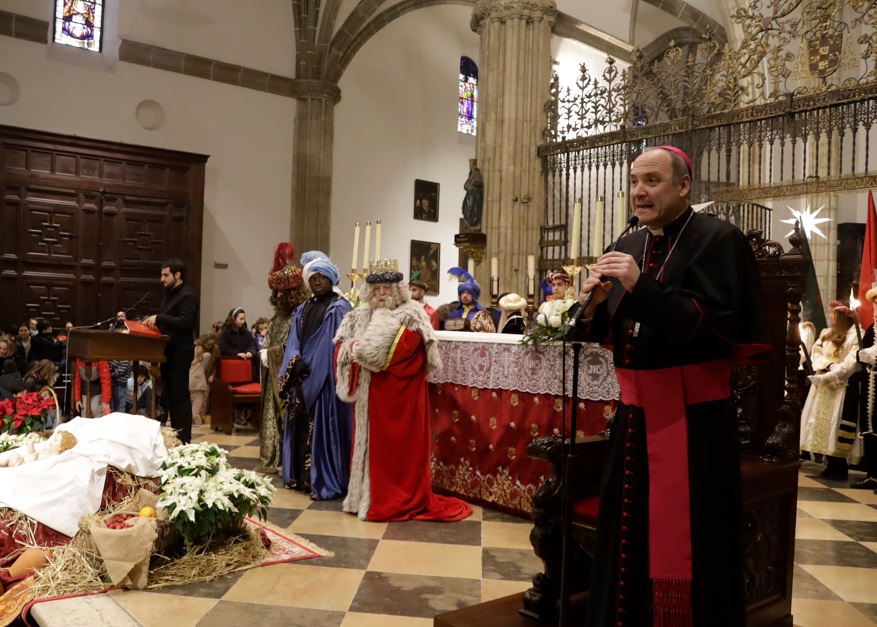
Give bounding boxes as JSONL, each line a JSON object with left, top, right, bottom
{"left": 430, "top": 331, "right": 620, "bottom": 401}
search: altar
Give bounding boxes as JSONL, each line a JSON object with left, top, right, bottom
{"left": 428, "top": 331, "right": 619, "bottom": 516}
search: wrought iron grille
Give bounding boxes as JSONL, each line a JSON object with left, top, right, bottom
{"left": 539, "top": 0, "right": 877, "bottom": 268}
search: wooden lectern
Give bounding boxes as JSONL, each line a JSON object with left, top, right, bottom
{"left": 66, "top": 329, "right": 167, "bottom": 419}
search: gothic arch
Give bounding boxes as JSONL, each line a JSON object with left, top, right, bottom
{"left": 323, "top": 0, "right": 477, "bottom": 84}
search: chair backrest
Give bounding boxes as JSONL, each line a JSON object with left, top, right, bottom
{"left": 217, "top": 358, "right": 251, "bottom": 384}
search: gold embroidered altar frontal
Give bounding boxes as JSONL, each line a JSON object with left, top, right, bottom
{"left": 428, "top": 332, "right": 618, "bottom": 516}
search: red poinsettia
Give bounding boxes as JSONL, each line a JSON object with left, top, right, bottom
{"left": 1, "top": 392, "right": 55, "bottom": 435}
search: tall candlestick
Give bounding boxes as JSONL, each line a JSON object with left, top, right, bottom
{"left": 375, "top": 220, "right": 382, "bottom": 261}
{"left": 468, "top": 257, "right": 475, "bottom": 277}
{"left": 527, "top": 254, "right": 535, "bottom": 280}
{"left": 570, "top": 199, "right": 582, "bottom": 260}
{"left": 615, "top": 191, "right": 626, "bottom": 239}
{"left": 490, "top": 256, "right": 498, "bottom": 278}
{"left": 851, "top": 288, "right": 863, "bottom": 347}
{"left": 592, "top": 197, "right": 604, "bottom": 257}
{"left": 351, "top": 222, "right": 360, "bottom": 272}
{"left": 362, "top": 221, "right": 371, "bottom": 271}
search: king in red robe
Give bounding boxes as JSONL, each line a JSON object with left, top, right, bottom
{"left": 334, "top": 265, "right": 471, "bottom": 522}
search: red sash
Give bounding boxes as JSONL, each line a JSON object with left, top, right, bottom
{"left": 616, "top": 359, "right": 730, "bottom": 627}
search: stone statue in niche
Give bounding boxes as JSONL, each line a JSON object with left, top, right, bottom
{"left": 462, "top": 158, "right": 484, "bottom": 232}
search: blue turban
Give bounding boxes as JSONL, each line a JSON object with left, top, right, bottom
{"left": 301, "top": 251, "right": 340, "bottom": 286}
{"left": 458, "top": 281, "right": 481, "bottom": 301}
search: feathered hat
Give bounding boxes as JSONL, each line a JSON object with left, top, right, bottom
{"left": 447, "top": 267, "right": 480, "bottom": 300}
{"left": 267, "top": 243, "right": 304, "bottom": 291}
{"left": 409, "top": 269, "right": 429, "bottom": 291}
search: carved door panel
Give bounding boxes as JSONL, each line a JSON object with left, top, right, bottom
{"left": 0, "top": 125, "right": 207, "bottom": 329}
{"left": 105, "top": 193, "right": 192, "bottom": 320}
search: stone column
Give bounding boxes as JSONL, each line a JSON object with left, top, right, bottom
{"left": 472, "top": 0, "right": 557, "bottom": 300}
{"left": 290, "top": 80, "right": 341, "bottom": 253}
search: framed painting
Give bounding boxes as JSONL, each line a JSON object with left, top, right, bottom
{"left": 410, "top": 240, "right": 441, "bottom": 295}
{"left": 413, "top": 179, "right": 439, "bottom": 222}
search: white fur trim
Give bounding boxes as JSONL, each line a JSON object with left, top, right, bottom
{"left": 333, "top": 301, "right": 442, "bottom": 519}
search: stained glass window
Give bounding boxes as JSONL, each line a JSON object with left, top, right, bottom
{"left": 458, "top": 57, "right": 478, "bottom": 136}
{"left": 53, "top": 0, "right": 104, "bottom": 52}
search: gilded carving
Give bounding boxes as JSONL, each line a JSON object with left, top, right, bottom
{"left": 544, "top": 0, "right": 877, "bottom": 143}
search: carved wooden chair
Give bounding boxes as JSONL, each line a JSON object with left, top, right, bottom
{"left": 210, "top": 358, "right": 262, "bottom": 435}
{"left": 522, "top": 228, "right": 807, "bottom": 627}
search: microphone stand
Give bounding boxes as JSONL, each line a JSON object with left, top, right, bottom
{"left": 557, "top": 216, "right": 639, "bottom": 626}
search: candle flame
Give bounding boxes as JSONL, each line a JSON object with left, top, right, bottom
{"left": 851, "top": 288, "right": 861, "bottom": 312}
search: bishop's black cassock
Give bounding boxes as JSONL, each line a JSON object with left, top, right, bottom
{"left": 580, "top": 206, "right": 766, "bottom": 627}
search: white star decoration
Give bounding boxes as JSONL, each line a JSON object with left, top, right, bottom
{"left": 780, "top": 204, "right": 831, "bottom": 240}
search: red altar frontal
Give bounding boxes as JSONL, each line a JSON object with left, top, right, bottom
{"left": 428, "top": 332, "right": 619, "bottom": 517}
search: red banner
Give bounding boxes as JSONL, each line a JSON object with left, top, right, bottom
{"left": 858, "top": 190, "right": 877, "bottom": 329}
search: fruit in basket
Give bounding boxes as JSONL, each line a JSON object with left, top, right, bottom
{"left": 106, "top": 513, "right": 136, "bottom": 529}
{"left": 139, "top": 506, "right": 156, "bottom": 518}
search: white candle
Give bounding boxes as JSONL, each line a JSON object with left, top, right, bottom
{"left": 592, "top": 197, "right": 604, "bottom": 257}
{"left": 490, "top": 256, "right": 498, "bottom": 277}
{"left": 351, "top": 223, "right": 360, "bottom": 272}
{"left": 362, "top": 221, "right": 371, "bottom": 271}
{"left": 570, "top": 199, "right": 582, "bottom": 260}
{"left": 527, "top": 254, "right": 535, "bottom": 280}
{"left": 375, "top": 220, "right": 382, "bottom": 261}
{"left": 615, "top": 192, "right": 626, "bottom": 239}
{"left": 468, "top": 257, "right": 475, "bottom": 277}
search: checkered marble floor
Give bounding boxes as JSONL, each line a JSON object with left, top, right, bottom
{"left": 99, "top": 427, "right": 877, "bottom": 626}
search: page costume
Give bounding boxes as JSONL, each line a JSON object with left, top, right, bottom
{"left": 581, "top": 207, "right": 766, "bottom": 627}
{"left": 800, "top": 325, "right": 862, "bottom": 462}
{"left": 335, "top": 296, "right": 471, "bottom": 522}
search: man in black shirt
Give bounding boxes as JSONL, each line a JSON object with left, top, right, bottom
{"left": 144, "top": 259, "right": 199, "bottom": 443}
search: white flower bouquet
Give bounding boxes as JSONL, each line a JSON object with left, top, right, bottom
{"left": 521, "top": 299, "right": 576, "bottom": 349}
{"left": 156, "top": 442, "right": 274, "bottom": 546}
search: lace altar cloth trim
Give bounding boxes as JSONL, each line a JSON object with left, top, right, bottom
{"left": 429, "top": 339, "right": 619, "bottom": 401}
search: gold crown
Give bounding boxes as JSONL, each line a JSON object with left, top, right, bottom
{"left": 368, "top": 259, "right": 398, "bottom": 275}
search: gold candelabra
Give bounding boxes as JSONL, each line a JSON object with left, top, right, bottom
{"left": 347, "top": 270, "right": 362, "bottom": 302}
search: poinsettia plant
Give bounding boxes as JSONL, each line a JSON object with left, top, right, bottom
{"left": 0, "top": 392, "right": 56, "bottom": 435}
{"left": 156, "top": 442, "right": 274, "bottom": 547}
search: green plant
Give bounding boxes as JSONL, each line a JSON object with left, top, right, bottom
{"left": 156, "top": 442, "right": 274, "bottom": 547}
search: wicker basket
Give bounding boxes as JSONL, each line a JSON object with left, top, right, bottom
{"left": 37, "top": 385, "right": 60, "bottom": 431}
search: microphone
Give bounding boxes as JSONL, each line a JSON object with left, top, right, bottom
{"left": 566, "top": 216, "right": 640, "bottom": 332}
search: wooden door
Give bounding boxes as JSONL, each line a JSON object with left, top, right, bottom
{"left": 0, "top": 126, "right": 207, "bottom": 329}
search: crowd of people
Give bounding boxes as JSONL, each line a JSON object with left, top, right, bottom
{"left": 6, "top": 145, "right": 819, "bottom": 624}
